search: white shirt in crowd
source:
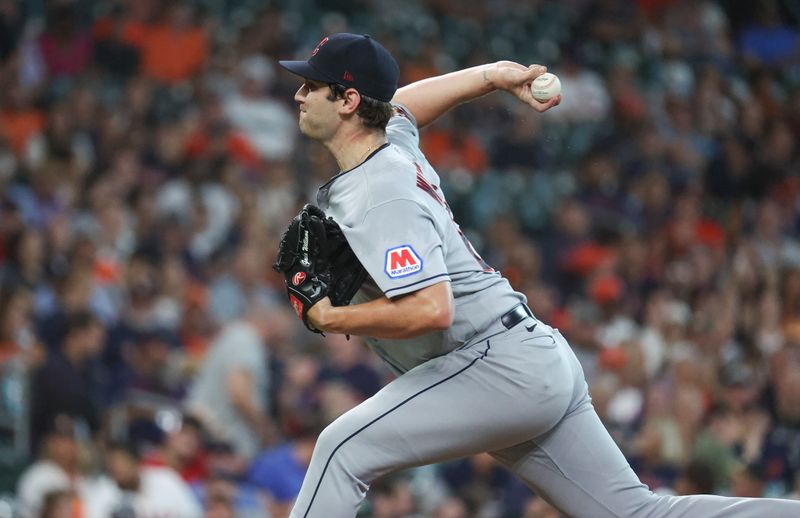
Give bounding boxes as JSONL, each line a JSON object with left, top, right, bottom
{"left": 17, "top": 461, "right": 202, "bottom": 518}
{"left": 97, "top": 466, "right": 203, "bottom": 518}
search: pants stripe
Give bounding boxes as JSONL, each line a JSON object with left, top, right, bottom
{"left": 302, "top": 343, "right": 491, "bottom": 517}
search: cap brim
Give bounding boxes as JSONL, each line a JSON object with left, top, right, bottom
{"left": 278, "top": 60, "right": 333, "bottom": 83}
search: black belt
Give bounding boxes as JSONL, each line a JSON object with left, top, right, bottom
{"left": 501, "top": 303, "right": 534, "bottom": 330}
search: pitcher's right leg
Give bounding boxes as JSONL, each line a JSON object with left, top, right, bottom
{"left": 492, "top": 333, "right": 800, "bottom": 518}
{"left": 493, "top": 400, "right": 800, "bottom": 517}
{"left": 491, "top": 329, "right": 800, "bottom": 518}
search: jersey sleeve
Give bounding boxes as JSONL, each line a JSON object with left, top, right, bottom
{"left": 386, "top": 104, "right": 421, "bottom": 158}
{"left": 343, "top": 199, "right": 450, "bottom": 298}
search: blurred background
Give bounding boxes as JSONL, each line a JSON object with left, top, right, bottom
{"left": 0, "top": 0, "right": 799, "bottom": 516}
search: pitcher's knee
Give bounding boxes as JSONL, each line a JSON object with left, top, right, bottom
{"left": 311, "top": 418, "right": 373, "bottom": 484}
{"left": 314, "top": 419, "right": 346, "bottom": 454}
{"left": 618, "top": 489, "right": 675, "bottom": 518}
{"left": 564, "top": 481, "right": 665, "bottom": 518}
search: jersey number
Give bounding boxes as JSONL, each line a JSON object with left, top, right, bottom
{"left": 415, "top": 164, "right": 493, "bottom": 272}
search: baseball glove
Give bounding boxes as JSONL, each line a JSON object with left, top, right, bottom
{"left": 273, "top": 204, "right": 367, "bottom": 333}
{"left": 315, "top": 207, "right": 369, "bottom": 308}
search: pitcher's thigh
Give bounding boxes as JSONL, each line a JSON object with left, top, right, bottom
{"left": 294, "top": 341, "right": 574, "bottom": 517}
{"left": 312, "top": 344, "right": 564, "bottom": 479}
{"left": 292, "top": 346, "right": 510, "bottom": 517}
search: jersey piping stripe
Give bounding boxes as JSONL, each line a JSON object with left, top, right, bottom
{"left": 384, "top": 273, "right": 451, "bottom": 296}
{"left": 383, "top": 268, "right": 501, "bottom": 296}
{"left": 301, "top": 342, "right": 491, "bottom": 517}
{"left": 446, "top": 269, "right": 501, "bottom": 278}
{"left": 318, "top": 142, "right": 391, "bottom": 191}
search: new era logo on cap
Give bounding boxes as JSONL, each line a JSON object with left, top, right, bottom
{"left": 385, "top": 245, "right": 423, "bottom": 278}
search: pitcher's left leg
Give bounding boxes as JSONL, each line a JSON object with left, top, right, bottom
{"left": 291, "top": 327, "right": 576, "bottom": 518}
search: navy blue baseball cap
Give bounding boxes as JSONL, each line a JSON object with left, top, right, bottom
{"left": 279, "top": 33, "right": 400, "bottom": 102}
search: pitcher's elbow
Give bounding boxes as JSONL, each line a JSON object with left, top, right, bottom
{"left": 428, "top": 304, "right": 454, "bottom": 331}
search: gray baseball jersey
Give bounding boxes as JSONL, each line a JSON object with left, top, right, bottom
{"left": 316, "top": 106, "right": 523, "bottom": 374}
{"left": 291, "top": 108, "right": 800, "bottom": 518}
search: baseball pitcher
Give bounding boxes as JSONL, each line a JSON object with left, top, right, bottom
{"left": 273, "top": 33, "right": 800, "bottom": 517}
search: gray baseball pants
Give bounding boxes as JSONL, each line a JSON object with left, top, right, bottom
{"left": 290, "top": 315, "right": 800, "bottom": 517}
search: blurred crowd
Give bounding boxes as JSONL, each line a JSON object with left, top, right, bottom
{"left": 0, "top": 0, "right": 799, "bottom": 516}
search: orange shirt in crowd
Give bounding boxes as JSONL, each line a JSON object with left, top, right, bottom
{"left": 0, "top": 109, "right": 45, "bottom": 155}
{"left": 91, "top": 18, "right": 149, "bottom": 47}
{"left": 421, "top": 129, "right": 488, "bottom": 176}
{"left": 0, "top": 341, "right": 16, "bottom": 366}
{"left": 137, "top": 24, "right": 208, "bottom": 83}
{"left": 184, "top": 130, "right": 262, "bottom": 169}
{"left": 402, "top": 62, "right": 440, "bottom": 85}
{"left": 92, "top": 18, "right": 208, "bottom": 83}
{"left": 95, "top": 18, "right": 209, "bottom": 84}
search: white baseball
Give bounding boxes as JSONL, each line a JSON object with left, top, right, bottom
{"left": 531, "top": 72, "right": 561, "bottom": 102}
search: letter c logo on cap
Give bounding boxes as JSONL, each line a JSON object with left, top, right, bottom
{"left": 311, "top": 37, "right": 329, "bottom": 57}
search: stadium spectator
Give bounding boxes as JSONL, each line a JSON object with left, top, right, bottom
{"left": 247, "top": 420, "right": 321, "bottom": 516}
{"left": 421, "top": 111, "right": 488, "bottom": 176}
{"left": 141, "top": 415, "right": 208, "bottom": 483}
{"left": 318, "top": 333, "right": 383, "bottom": 401}
{"left": 16, "top": 414, "right": 118, "bottom": 518}
{"left": 758, "top": 360, "right": 800, "bottom": 492}
{"left": 193, "top": 441, "right": 271, "bottom": 517}
{"left": 91, "top": 5, "right": 141, "bottom": 80}
{"left": 0, "top": 285, "right": 43, "bottom": 367}
{"left": 38, "top": 1, "right": 92, "bottom": 80}
{"left": 39, "top": 489, "right": 78, "bottom": 518}
{"left": 739, "top": 0, "right": 800, "bottom": 69}
{"left": 135, "top": 4, "right": 208, "bottom": 84}
{"left": 16, "top": 415, "right": 83, "bottom": 518}
{"left": 0, "top": 84, "right": 45, "bottom": 158}
{"left": 186, "top": 303, "right": 277, "bottom": 458}
{"left": 367, "top": 475, "right": 423, "bottom": 518}
{"left": 223, "top": 55, "right": 297, "bottom": 161}
{"left": 29, "top": 310, "right": 104, "bottom": 453}
{"left": 121, "top": 328, "right": 184, "bottom": 399}
{"left": 36, "top": 266, "right": 96, "bottom": 351}
{"left": 0, "top": 0, "right": 21, "bottom": 63}
{"left": 208, "top": 242, "right": 277, "bottom": 324}
{"left": 103, "top": 441, "right": 203, "bottom": 517}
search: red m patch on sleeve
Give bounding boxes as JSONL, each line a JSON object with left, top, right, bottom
{"left": 385, "top": 245, "right": 423, "bottom": 278}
